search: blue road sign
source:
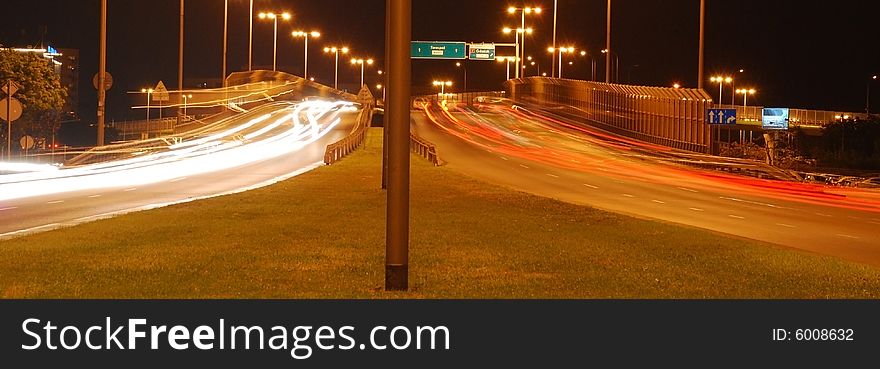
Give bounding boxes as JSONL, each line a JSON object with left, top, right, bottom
{"left": 707, "top": 109, "right": 737, "bottom": 125}
{"left": 411, "top": 41, "right": 467, "bottom": 60}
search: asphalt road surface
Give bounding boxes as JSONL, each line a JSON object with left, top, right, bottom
{"left": 0, "top": 100, "right": 358, "bottom": 239}
{"left": 413, "top": 99, "right": 880, "bottom": 267}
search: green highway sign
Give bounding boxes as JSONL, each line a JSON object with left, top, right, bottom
{"left": 468, "top": 43, "right": 496, "bottom": 60}
{"left": 411, "top": 41, "right": 467, "bottom": 60}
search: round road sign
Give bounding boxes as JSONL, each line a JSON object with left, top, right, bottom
{"left": 20, "top": 135, "right": 35, "bottom": 150}
{"left": 0, "top": 97, "right": 23, "bottom": 122}
{"left": 93, "top": 72, "right": 114, "bottom": 91}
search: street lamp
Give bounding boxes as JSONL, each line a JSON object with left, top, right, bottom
{"left": 710, "top": 76, "right": 732, "bottom": 105}
{"left": 292, "top": 31, "right": 321, "bottom": 79}
{"left": 868, "top": 75, "right": 877, "bottom": 114}
{"left": 736, "top": 88, "right": 756, "bottom": 107}
{"left": 503, "top": 27, "right": 533, "bottom": 79}
{"left": 257, "top": 11, "right": 291, "bottom": 71}
{"left": 376, "top": 83, "right": 385, "bottom": 102}
{"left": 455, "top": 61, "right": 468, "bottom": 92}
{"left": 601, "top": 49, "right": 619, "bottom": 83}
{"left": 673, "top": 83, "right": 682, "bottom": 89}
{"left": 507, "top": 6, "right": 542, "bottom": 78}
{"left": 549, "top": 46, "right": 575, "bottom": 79}
{"left": 182, "top": 94, "right": 194, "bottom": 119}
{"left": 497, "top": 56, "right": 515, "bottom": 80}
{"left": 323, "top": 46, "right": 349, "bottom": 89}
{"left": 351, "top": 57, "right": 374, "bottom": 87}
{"left": 140, "top": 88, "right": 154, "bottom": 123}
{"left": 433, "top": 80, "right": 453, "bottom": 95}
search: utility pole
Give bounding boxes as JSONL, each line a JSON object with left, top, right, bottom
{"left": 552, "top": 0, "right": 558, "bottom": 78}
{"left": 605, "top": 0, "right": 612, "bottom": 83}
{"left": 97, "top": 0, "right": 107, "bottom": 147}
{"left": 178, "top": 0, "right": 185, "bottom": 129}
{"left": 223, "top": 0, "right": 228, "bottom": 87}
{"left": 386, "top": 0, "right": 411, "bottom": 291}
{"left": 698, "top": 0, "right": 706, "bottom": 90}
{"left": 249, "top": 0, "right": 254, "bottom": 71}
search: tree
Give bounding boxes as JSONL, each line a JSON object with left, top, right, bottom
{"left": 0, "top": 49, "right": 67, "bottom": 153}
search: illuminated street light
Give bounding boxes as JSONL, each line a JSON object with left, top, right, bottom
{"left": 497, "top": 56, "right": 516, "bottom": 80}
{"left": 710, "top": 76, "right": 733, "bottom": 105}
{"left": 182, "top": 94, "right": 194, "bottom": 118}
{"left": 549, "top": 46, "right": 576, "bottom": 79}
{"left": 507, "top": 6, "right": 542, "bottom": 79}
{"left": 257, "top": 11, "right": 292, "bottom": 71}
{"left": 432, "top": 80, "right": 453, "bottom": 95}
{"left": 868, "top": 75, "right": 878, "bottom": 114}
{"left": 601, "top": 49, "right": 619, "bottom": 83}
{"left": 351, "top": 57, "right": 375, "bottom": 87}
{"left": 503, "top": 26, "right": 533, "bottom": 78}
{"left": 140, "top": 88, "right": 154, "bottom": 124}
{"left": 455, "top": 61, "right": 468, "bottom": 91}
{"left": 673, "top": 83, "right": 681, "bottom": 89}
{"left": 736, "top": 88, "right": 757, "bottom": 107}
{"left": 323, "top": 46, "right": 349, "bottom": 89}
{"left": 292, "top": 31, "right": 321, "bottom": 80}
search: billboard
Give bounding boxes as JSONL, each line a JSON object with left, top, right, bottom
{"left": 762, "top": 108, "right": 790, "bottom": 130}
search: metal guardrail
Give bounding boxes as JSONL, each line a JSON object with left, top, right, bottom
{"left": 323, "top": 104, "right": 374, "bottom": 165}
{"left": 410, "top": 133, "right": 442, "bottom": 166}
{"left": 506, "top": 77, "right": 715, "bottom": 154}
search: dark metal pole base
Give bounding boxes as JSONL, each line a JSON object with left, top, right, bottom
{"left": 385, "top": 265, "right": 409, "bottom": 291}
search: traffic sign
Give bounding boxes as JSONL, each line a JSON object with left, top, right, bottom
{"left": 92, "top": 72, "right": 114, "bottom": 91}
{"left": 2, "top": 81, "right": 21, "bottom": 96}
{"left": 707, "top": 109, "right": 737, "bottom": 125}
{"left": 411, "top": 41, "right": 467, "bottom": 60}
{"left": 153, "top": 81, "right": 171, "bottom": 102}
{"left": 468, "top": 43, "right": 496, "bottom": 60}
{"left": 20, "top": 135, "right": 35, "bottom": 150}
{"left": 0, "top": 97, "right": 23, "bottom": 122}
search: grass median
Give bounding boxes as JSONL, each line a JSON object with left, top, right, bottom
{"left": 2, "top": 128, "right": 880, "bottom": 299}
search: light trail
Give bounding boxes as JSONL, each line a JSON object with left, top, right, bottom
{"left": 0, "top": 100, "right": 352, "bottom": 202}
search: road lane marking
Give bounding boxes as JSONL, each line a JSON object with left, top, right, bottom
{"left": 815, "top": 213, "right": 832, "bottom": 217}
{"left": 836, "top": 234, "right": 860, "bottom": 240}
{"left": 47, "top": 201, "right": 64, "bottom": 205}
{"left": 847, "top": 216, "right": 861, "bottom": 220}
{"left": 0, "top": 207, "right": 17, "bottom": 212}
{"left": 124, "top": 188, "right": 138, "bottom": 192}
{"left": 169, "top": 177, "right": 188, "bottom": 183}
{"left": 728, "top": 215, "right": 745, "bottom": 220}
{"left": 519, "top": 164, "right": 530, "bottom": 169}
{"left": 688, "top": 207, "right": 704, "bottom": 212}
{"left": 677, "top": 187, "right": 699, "bottom": 193}
{"left": 652, "top": 200, "right": 666, "bottom": 204}
{"left": 89, "top": 195, "right": 102, "bottom": 199}
{"left": 499, "top": 156, "right": 509, "bottom": 161}
{"left": 776, "top": 223, "right": 797, "bottom": 228}
{"left": 583, "top": 184, "right": 599, "bottom": 189}
{"left": 546, "top": 174, "right": 560, "bottom": 178}
{"left": 719, "top": 196, "right": 781, "bottom": 209}
{"left": 621, "top": 194, "right": 635, "bottom": 198}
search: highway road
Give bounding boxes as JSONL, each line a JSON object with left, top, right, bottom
{"left": 0, "top": 99, "right": 359, "bottom": 239}
{"left": 413, "top": 98, "right": 880, "bottom": 267}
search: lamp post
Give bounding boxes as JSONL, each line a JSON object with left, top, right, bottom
{"left": 376, "top": 83, "right": 385, "bottom": 102}
{"left": 551, "top": 0, "right": 558, "bottom": 78}
{"left": 323, "top": 46, "right": 349, "bottom": 89}
{"left": 502, "top": 27, "right": 532, "bottom": 79}
{"left": 497, "top": 56, "right": 514, "bottom": 80}
{"left": 507, "top": 6, "right": 541, "bottom": 78}
{"left": 549, "top": 47, "right": 575, "bottom": 79}
{"left": 258, "top": 11, "right": 291, "bottom": 71}
{"left": 182, "top": 94, "right": 193, "bottom": 118}
{"left": 433, "top": 80, "right": 453, "bottom": 95}
{"left": 605, "top": 0, "right": 612, "bottom": 83}
{"left": 710, "top": 76, "right": 732, "bottom": 105}
{"left": 868, "top": 75, "right": 877, "bottom": 115}
{"left": 351, "top": 58, "right": 374, "bottom": 87}
{"left": 292, "top": 31, "right": 321, "bottom": 79}
{"left": 223, "top": 0, "right": 228, "bottom": 85}
{"left": 601, "top": 49, "right": 619, "bottom": 83}
{"left": 248, "top": 0, "right": 254, "bottom": 70}
{"left": 455, "top": 61, "right": 467, "bottom": 91}
{"left": 141, "top": 88, "right": 154, "bottom": 124}
{"left": 736, "top": 88, "right": 756, "bottom": 107}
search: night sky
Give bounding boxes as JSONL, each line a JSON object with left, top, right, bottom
{"left": 1, "top": 0, "right": 878, "bottom": 121}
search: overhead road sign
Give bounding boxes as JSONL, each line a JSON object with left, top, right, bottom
{"left": 411, "top": 41, "right": 467, "bottom": 60}
{"left": 707, "top": 109, "right": 737, "bottom": 125}
{"left": 468, "top": 43, "right": 496, "bottom": 60}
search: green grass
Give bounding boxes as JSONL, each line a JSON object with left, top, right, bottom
{"left": 2, "top": 128, "right": 880, "bottom": 299}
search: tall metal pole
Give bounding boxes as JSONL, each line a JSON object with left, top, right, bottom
{"left": 360, "top": 63, "right": 365, "bottom": 87}
{"left": 386, "top": 0, "right": 411, "bottom": 291}
{"left": 272, "top": 17, "right": 278, "bottom": 71}
{"left": 382, "top": 2, "right": 390, "bottom": 190}
{"left": 303, "top": 36, "right": 309, "bottom": 79}
{"left": 334, "top": 51, "right": 339, "bottom": 89}
{"left": 605, "top": 0, "right": 612, "bottom": 83}
{"left": 6, "top": 81, "right": 11, "bottom": 159}
{"left": 97, "top": 0, "right": 107, "bottom": 147}
{"left": 178, "top": 0, "right": 185, "bottom": 129}
{"left": 249, "top": 0, "right": 254, "bottom": 71}
{"left": 698, "top": 0, "right": 705, "bottom": 90}
{"left": 520, "top": 12, "right": 526, "bottom": 79}
{"left": 223, "top": 0, "right": 228, "bottom": 87}
{"left": 514, "top": 32, "right": 520, "bottom": 79}
{"left": 552, "top": 0, "right": 558, "bottom": 78}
